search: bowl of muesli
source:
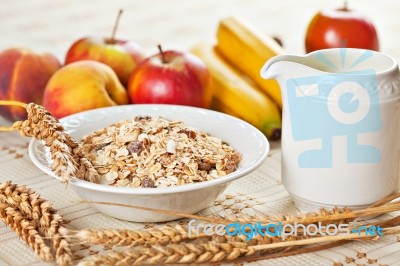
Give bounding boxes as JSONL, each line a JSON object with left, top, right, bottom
{"left": 29, "top": 105, "right": 269, "bottom": 222}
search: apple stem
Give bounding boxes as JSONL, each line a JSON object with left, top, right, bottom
{"left": 158, "top": 44, "right": 167, "bottom": 64}
{"left": 110, "top": 9, "right": 123, "bottom": 43}
{"left": 343, "top": 0, "right": 348, "bottom": 10}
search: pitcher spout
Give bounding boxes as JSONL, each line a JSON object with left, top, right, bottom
{"left": 261, "top": 55, "right": 301, "bottom": 79}
{"left": 260, "top": 54, "right": 327, "bottom": 86}
{"left": 260, "top": 55, "right": 307, "bottom": 79}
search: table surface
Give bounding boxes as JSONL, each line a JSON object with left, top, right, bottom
{"left": 1, "top": 1, "right": 400, "bottom": 265}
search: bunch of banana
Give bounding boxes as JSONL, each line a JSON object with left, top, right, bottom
{"left": 191, "top": 16, "right": 283, "bottom": 140}
{"left": 216, "top": 16, "right": 283, "bottom": 109}
{"left": 191, "top": 43, "right": 281, "bottom": 140}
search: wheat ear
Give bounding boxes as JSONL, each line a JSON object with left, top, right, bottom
{"left": 0, "top": 202, "right": 53, "bottom": 261}
{"left": 67, "top": 224, "right": 192, "bottom": 247}
{"left": 10, "top": 102, "right": 99, "bottom": 183}
{"left": 77, "top": 241, "right": 254, "bottom": 266}
{"left": 0, "top": 181, "right": 72, "bottom": 266}
{"left": 84, "top": 199, "right": 400, "bottom": 228}
{"left": 78, "top": 226, "right": 400, "bottom": 266}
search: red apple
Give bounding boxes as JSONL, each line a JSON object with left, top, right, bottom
{"left": 128, "top": 46, "right": 212, "bottom": 108}
{"left": 305, "top": 2, "right": 379, "bottom": 53}
{"left": 0, "top": 48, "right": 61, "bottom": 121}
{"left": 65, "top": 10, "right": 144, "bottom": 87}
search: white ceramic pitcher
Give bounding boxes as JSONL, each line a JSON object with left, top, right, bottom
{"left": 261, "top": 48, "right": 400, "bottom": 211}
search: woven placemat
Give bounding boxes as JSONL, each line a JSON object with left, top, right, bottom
{"left": 0, "top": 125, "right": 399, "bottom": 266}
{"left": 1, "top": 0, "right": 400, "bottom": 265}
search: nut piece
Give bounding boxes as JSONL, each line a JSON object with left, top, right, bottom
{"left": 127, "top": 141, "right": 144, "bottom": 155}
{"left": 141, "top": 178, "right": 155, "bottom": 188}
{"left": 166, "top": 139, "right": 176, "bottom": 154}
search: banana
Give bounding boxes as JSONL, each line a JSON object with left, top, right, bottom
{"left": 216, "top": 16, "right": 283, "bottom": 108}
{"left": 191, "top": 42, "right": 281, "bottom": 140}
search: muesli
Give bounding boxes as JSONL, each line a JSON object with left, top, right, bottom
{"left": 79, "top": 116, "right": 241, "bottom": 188}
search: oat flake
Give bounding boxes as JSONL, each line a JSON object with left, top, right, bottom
{"left": 79, "top": 116, "right": 242, "bottom": 188}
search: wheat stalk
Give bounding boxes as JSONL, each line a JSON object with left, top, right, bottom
{"left": 77, "top": 241, "right": 254, "bottom": 266}
{"left": 12, "top": 103, "right": 78, "bottom": 183}
{"left": 369, "top": 191, "right": 400, "bottom": 207}
{"left": 234, "top": 206, "right": 354, "bottom": 226}
{"left": 2, "top": 180, "right": 400, "bottom": 265}
{"left": 76, "top": 192, "right": 400, "bottom": 265}
{"left": 0, "top": 181, "right": 73, "bottom": 266}
{"left": 53, "top": 227, "right": 73, "bottom": 266}
{"left": 0, "top": 202, "right": 53, "bottom": 261}
{"left": 9, "top": 102, "right": 99, "bottom": 183}
{"left": 75, "top": 191, "right": 400, "bottom": 249}
{"left": 67, "top": 221, "right": 305, "bottom": 249}
{"left": 77, "top": 226, "right": 400, "bottom": 266}
{"left": 82, "top": 199, "right": 400, "bottom": 229}
{"left": 251, "top": 226, "right": 400, "bottom": 251}
{"left": 80, "top": 200, "right": 358, "bottom": 227}
{"left": 69, "top": 211, "right": 400, "bottom": 255}
{"left": 228, "top": 241, "right": 346, "bottom": 264}
{"left": 67, "top": 225, "right": 192, "bottom": 247}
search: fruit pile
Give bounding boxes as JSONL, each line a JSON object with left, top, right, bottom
{"left": 192, "top": 17, "right": 283, "bottom": 140}
{"left": 0, "top": 4, "right": 379, "bottom": 141}
{"left": 0, "top": 11, "right": 211, "bottom": 118}
{"left": 0, "top": 11, "right": 283, "bottom": 140}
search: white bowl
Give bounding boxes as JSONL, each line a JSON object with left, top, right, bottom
{"left": 29, "top": 105, "right": 269, "bottom": 222}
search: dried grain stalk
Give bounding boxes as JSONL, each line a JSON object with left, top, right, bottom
{"left": 76, "top": 192, "right": 400, "bottom": 265}
{"left": 82, "top": 199, "right": 400, "bottom": 229}
{"left": 69, "top": 207, "right": 400, "bottom": 252}
{"left": 66, "top": 222, "right": 303, "bottom": 249}
{"left": 232, "top": 206, "right": 354, "bottom": 226}
{"left": 77, "top": 241, "right": 254, "bottom": 266}
{"left": 67, "top": 225, "right": 191, "bottom": 247}
{"left": 2, "top": 180, "right": 400, "bottom": 265}
{"left": 0, "top": 101, "right": 99, "bottom": 183}
{"left": 0, "top": 181, "right": 72, "bottom": 266}
{"left": 0, "top": 203, "right": 53, "bottom": 261}
{"left": 77, "top": 226, "right": 400, "bottom": 265}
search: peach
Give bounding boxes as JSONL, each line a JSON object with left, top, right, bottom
{"left": 42, "top": 60, "right": 129, "bottom": 118}
{"left": 0, "top": 48, "right": 61, "bottom": 121}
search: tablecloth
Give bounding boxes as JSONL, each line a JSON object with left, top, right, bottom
{"left": 1, "top": 0, "right": 400, "bottom": 265}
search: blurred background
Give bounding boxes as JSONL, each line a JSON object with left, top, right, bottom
{"left": 0, "top": 0, "right": 398, "bottom": 61}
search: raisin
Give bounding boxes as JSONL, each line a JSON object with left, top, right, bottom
{"left": 224, "top": 162, "right": 237, "bottom": 174}
{"left": 198, "top": 159, "right": 215, "bottom": 172}
{"left": 198, "top": 162, "right": 212, "bottom": 172}
{"left": 127, "top": 141, "right": 144, "bottom": 155}
{"left": 141, "top": 178, "right": 155, "bottom": 188}
{"left": 224, "top": 153, "right": 241, "bottom": 174}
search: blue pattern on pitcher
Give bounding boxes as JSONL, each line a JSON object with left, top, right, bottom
{"left": 286, "top": 69, "right": 382, "bottom": 168}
